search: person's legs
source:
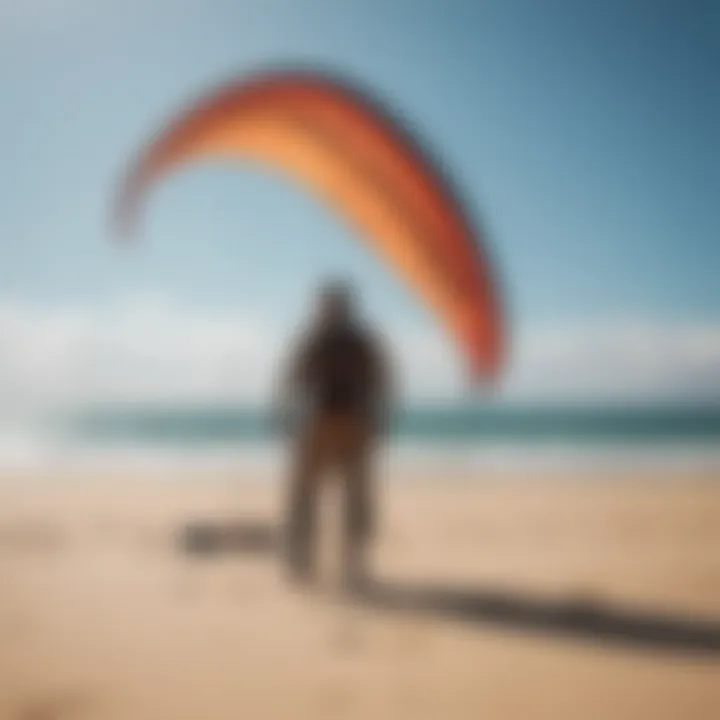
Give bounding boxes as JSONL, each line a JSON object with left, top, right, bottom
{"left": 341, "top": 442, "right": 374, "bottom": 591}
{"left": 285, "top": 438, "right": 321, "bottom": 584}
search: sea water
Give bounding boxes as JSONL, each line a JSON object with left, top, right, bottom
{"left": 2, "top": 402, "right": 717, "bottom": 477}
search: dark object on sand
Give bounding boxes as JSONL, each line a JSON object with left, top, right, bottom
{"left": 179, "top": 519, "right": 278, "bottom": 556}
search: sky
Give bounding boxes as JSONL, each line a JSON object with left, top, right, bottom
{"left": 1, "top": 0, "right": 719, "bottom": 406}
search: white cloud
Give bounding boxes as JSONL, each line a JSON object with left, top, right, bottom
{"left": 506, "top": 320, "right": 720, "bottom": 401}
{"left": 0, "top": 294, "right": 279, "bottom": 410}
{"left": 0, "top": 295, "right": 719, "bottom": 412}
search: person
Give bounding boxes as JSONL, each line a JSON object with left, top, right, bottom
{"left": 273, "top": 280, "right": 393, "bottom": 590}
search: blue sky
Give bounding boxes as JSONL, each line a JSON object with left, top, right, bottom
{"left": 1, "top": 0, "right": 719, "bottom": 404}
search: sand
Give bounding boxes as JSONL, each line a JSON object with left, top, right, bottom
{"left": 1, "top": 468, "right": 719, "bottom": 719}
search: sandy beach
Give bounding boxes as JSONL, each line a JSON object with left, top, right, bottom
{"left": 1, "top": 469, "right": 719, "bottom": 720}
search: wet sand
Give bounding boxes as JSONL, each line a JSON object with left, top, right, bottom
{"left": 1, "top": 470, "right": 719, "bottom": 719}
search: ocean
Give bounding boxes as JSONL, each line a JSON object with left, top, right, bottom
{"left": 2, "top": 403, "right": 718, "bottom": 476}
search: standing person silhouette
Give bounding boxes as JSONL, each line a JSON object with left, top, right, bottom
{"left": 274, "top": 280, "right": 393, "bottom": 590}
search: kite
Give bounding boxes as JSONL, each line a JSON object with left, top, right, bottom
{"left": 112, "top": 68, "right": 506, "bottom": 381}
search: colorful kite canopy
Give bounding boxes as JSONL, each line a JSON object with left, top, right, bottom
{"left": 113, "top": 68, "right": 506, "bottom": 382}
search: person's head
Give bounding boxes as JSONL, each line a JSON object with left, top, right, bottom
{"left": 315, "top": 279, "right": 356, "bottom": 327}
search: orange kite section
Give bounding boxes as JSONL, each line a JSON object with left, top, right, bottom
{"left": 113, "top": 69, "right": 506, "bottom": 382}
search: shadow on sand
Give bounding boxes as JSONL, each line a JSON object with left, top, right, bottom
{"left": 178, "top": 519, "right": 720, "bottom": 657}
{"left": 180, "top": 518, "right": 278, "bottom": 555}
